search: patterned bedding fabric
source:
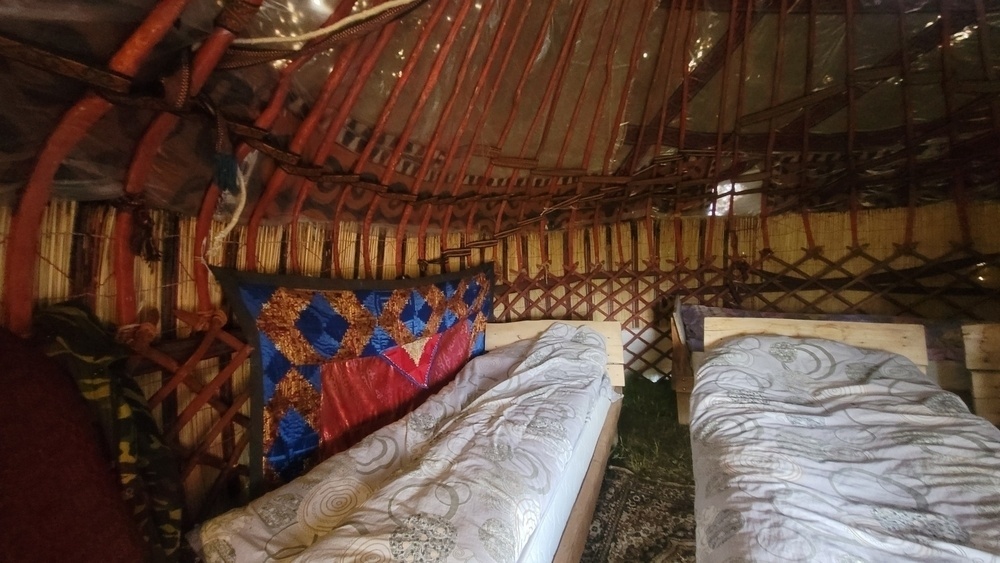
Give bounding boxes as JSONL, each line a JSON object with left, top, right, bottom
{"left": 198, "top": 323, "right": 613, "bottom": 562}
{"left": 678, "top": 304, "right": 965, "bottom": 361}
{"left": 691, "top": 335, "right": 1000, "bottom": 562}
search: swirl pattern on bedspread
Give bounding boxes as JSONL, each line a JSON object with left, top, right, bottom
{"left": 691, "top": 335, "right": 1000, "bottom": 562}
{"left": 199, "top": 323, "right": 613, "bottom": 562}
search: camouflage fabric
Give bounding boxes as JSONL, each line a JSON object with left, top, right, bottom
{"left": 33, "top": 303, "right": 183, "bottom": 563}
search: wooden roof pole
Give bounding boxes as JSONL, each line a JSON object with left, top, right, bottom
{"left": 249, "top": 31, "right": 369, "bottom": 272}
{"left": 705, "top": 1, "right": 740, "bottom": 262}
{"left": 775, "top": 7, "right": 979, "bottom": 146}
{"left": 628, "top": 0, "right": 681, "bottom": 176}
{"left": 528, "top": 0, "right": 622, "bottom": 261}
{"left": 326, "top": 0, "right": 450, "bottom": 277}
{"left": 391, "top": 0, "right": 504, "bottom": 273}
{"left": 845, "top": 0, "right": 861, "bottom": 248}
{"left": 357, "top": 0, "right": 475, "bottom": 277}
{"left": 2, "top": 0, "right": 194, "bottom": 335}
{"left": 760, "top": 0, "right": 789, "bottom": 250}
{"left": 940, "top": 0, "right": 973, "bottom": 246}
{"left": 796, "top": 0, "right": 816, "bottom": 250}
{"left": 619, "top": 1, "right": 765, "bottom": 175}
{"left": 721, "top": 0, "right": 753, "bottom": 265}
{"left": 415, "top": 0, "right": 560, "bottom": 263}
{"left": 246, "top": 2, "right": 415, "bottom": 272}
{"left": 321, "top": 27, "right": 399, "bottom": 277}
{"left": 474, "top": 0, "right": 592, "bottom": 244}
{"left": 557, "top": 0, "right": 655, "bottom": 267}
{"left": 603, "top": 0, "right": 657, "bottom": 176}
{"left": 412, "top": 0, "right": 540, "bottom": 264}
{"left": 278, "top": 38, "right": 367, "bottom": 274}
{"left": 114, "top": 0, "right": 263, "bottom": 326}
{"left": 191, "top": 1, "right": 359, "bottom": 309}
{"left": 673, "top": 0, "right": 700, "bottom": 266}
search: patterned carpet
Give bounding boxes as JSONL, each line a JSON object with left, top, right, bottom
{"left": 581, "top": 377, "right": 697, "bottom": 562}
{"left": 581, "top": 466, "right": 696, "bottom": 562}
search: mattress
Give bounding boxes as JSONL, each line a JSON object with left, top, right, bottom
{"left": 198, "top": 323, "right": 614, "bottom": 562}
{"left": 518, "top": 392, "right": 613, "bottom": 563}
{"left": 691, "top": 334, "right": 1000, "bottom": 562}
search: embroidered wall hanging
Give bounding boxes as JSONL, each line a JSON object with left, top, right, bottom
{"left": 214, "top": 263, "right": 494, "bottom": 490}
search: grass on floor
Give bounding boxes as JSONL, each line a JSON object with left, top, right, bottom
{"left": 610, "top": 373, "right": 694, "bottom": 486}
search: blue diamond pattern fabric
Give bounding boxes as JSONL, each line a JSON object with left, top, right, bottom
{"left": 213, "top": 263, "right": 495, "bottom": 491}
{"left": 294, "top": 293, "right": 348, "bottom": 360}
{"left": 362, "top": 325, "right": 398, "bottom": 357}
{"left": 404, "top": 289, "right": 430, "bottom": 337}
{"left": 269, "top": 409, "right": 320, "bottom": 483}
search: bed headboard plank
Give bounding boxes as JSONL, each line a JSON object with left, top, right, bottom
{"left": 486, "top": 321, "right": 625, "bottom": 387}
{"left": 963, "top": 324, "right": 1000, "bottom": 425}
{"left": 963, "top": 324, "right": 1000, "bottom": 371}
{"left": 703, "top": 317, "right": 929, "bottom": 372}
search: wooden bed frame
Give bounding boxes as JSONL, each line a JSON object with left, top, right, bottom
{"left": 486, "top": 320, "right": 624, "bottom": 562}
{"left": 671, "top": 310, "right": 928, "bottom": 424}
{"left": 964, "top": 324, "right": 1000, "bottom": 425}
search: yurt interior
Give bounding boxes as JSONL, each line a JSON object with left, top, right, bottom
{"left": 2, "top": 1, "right": 1000, "bottom": 561}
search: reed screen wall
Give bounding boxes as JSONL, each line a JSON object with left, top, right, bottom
{"left": 1, "top": 200, "right": 999, "bottom": 371}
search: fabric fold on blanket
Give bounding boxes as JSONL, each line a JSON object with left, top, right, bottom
{"left": 691, "top": 335, "right": 1000, "bottom": 563}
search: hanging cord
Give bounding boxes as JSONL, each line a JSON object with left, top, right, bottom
{"left": 218, "top": 0, "right": 427, "bottom": 69}
{"left": 205, "top": 150, "right": 256, "bottom": 262}
{"left": 231, "top": 0, "right": 420, "bottom": 46}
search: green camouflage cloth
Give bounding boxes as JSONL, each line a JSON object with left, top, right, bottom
{"left": 33, "top": 303, "right": 183, "bottom": 563}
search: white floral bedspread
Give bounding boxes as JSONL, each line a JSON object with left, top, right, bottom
{"left": 691, "top": 335, "right": 1000, "bottom": 562}
{"left": 198, "top": 323, "right": 612, "bottom": 562}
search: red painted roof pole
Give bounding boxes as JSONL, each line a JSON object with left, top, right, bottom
{"left": 463, "top": 0, "right": 589, "bottom": 244}
{"left": 527, "top": 0, "right": 619, "bottom": 265}
{"left": 2, "top": 0, "right": 196, "bottom": 335}
{"left": 114, "top": 0, "right": 263, "bottom": 326}
{"left": 249, "top": 25, "right": 365, "bottom": 272}
{"left": 329, "top": 1, "right": 452, "bottom": 277}
{"left": 391, "top": 0, "right": 503, "bottom": 273}
{"left": 359, "top": 0, "right": 476, "bottom": 277}
{"left": 285, "top": 38, "right": 368, "bottom": 273}
{"left": 347, "top": 0, "right": 453, "bottom": 278}
{"left": 244, "top": 2, "right": 398, "bottom": 271}
{"left": 324, "top": 27, "right": 400, "bottom": 276}
{"left": 411, "top": 0, "right": 539, "bottom": 264}
{"left": 193, "top": 0, "right": 362, "bottom": 308}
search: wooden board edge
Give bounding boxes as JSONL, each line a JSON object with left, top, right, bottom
{"left": 703, "top": 317, "right": 929, "bottom": 372}
{"left": 962, "top": 323, "right": 1000, "bottom": 371}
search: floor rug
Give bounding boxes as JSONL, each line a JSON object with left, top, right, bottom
{"left": 581, "top": 465, "right": 696, "bottom": 562}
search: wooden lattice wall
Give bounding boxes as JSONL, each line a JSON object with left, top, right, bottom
{"left": 1, "top": 200, "right": 999, "bottom": 518}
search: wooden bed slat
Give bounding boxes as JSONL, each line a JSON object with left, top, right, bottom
{"left": 703, "top": 317, "right": 929, "bottom": 373}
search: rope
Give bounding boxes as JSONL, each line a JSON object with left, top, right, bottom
{"left": 230, "top": 0, "right": 420, "bottom": 46}
{"left": 217, "top": 0, "right": 427, "bottom": 69}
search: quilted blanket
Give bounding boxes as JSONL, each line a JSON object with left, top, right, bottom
{"left": 691, "top": 335, "right": 1000, "bottom": 562}
{"left": 198, "top": 323, "right": 612, "bottom": 562}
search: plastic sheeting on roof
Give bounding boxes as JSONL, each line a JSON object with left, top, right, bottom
{"left": 0, "top": 0, "right": 998, "bottom": 234}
